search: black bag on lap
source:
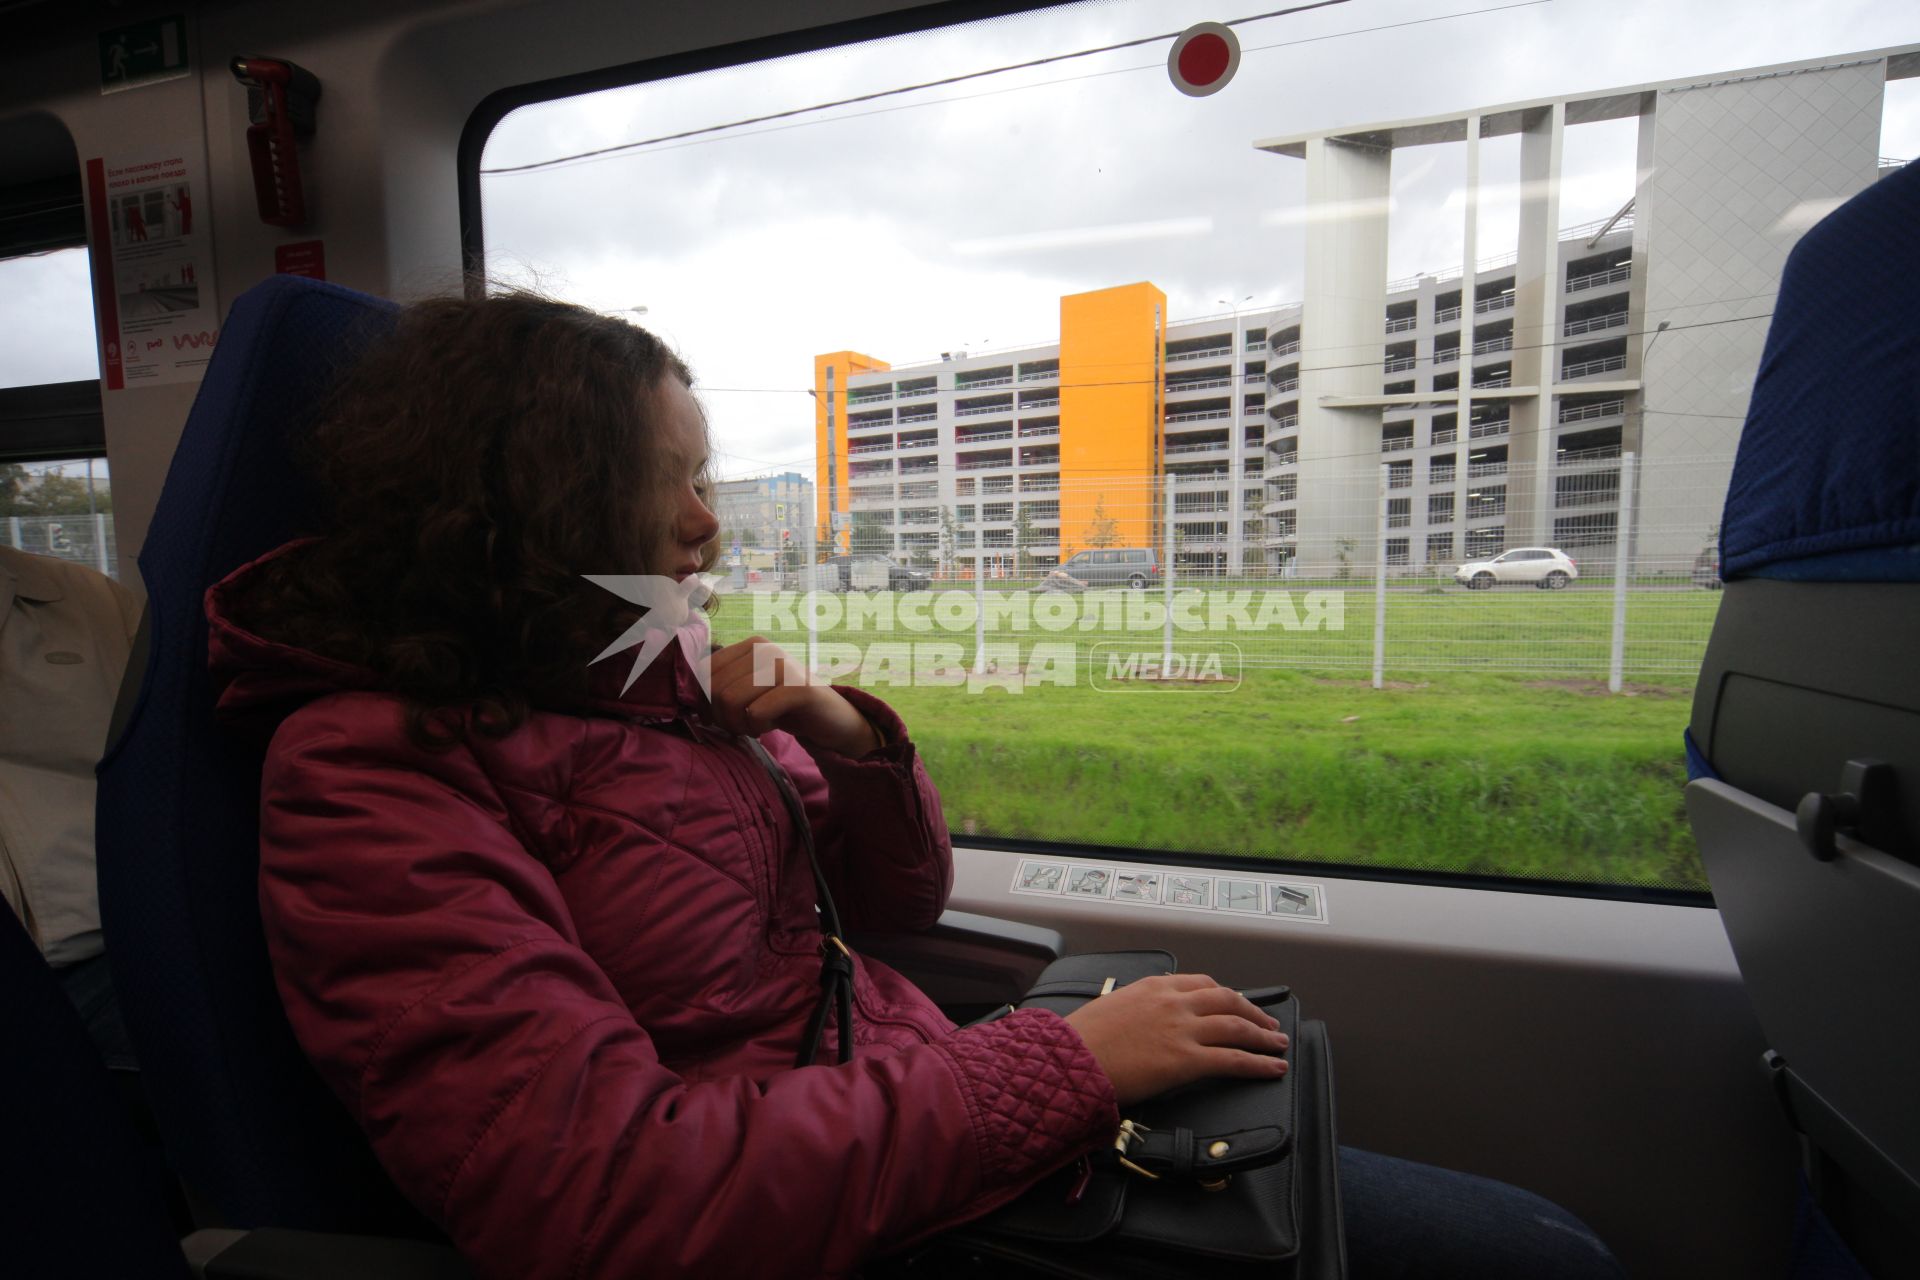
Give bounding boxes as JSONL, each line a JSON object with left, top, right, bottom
{"left": 900, "top": 951, "right": 1347, "bottom": 1280}
{"left": 745, "top": 743, "right": 1345, "bottom": 1278}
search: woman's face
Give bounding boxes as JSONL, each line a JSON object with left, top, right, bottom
{"left": 651, "top": 375, "right": 720, "bottom": 581}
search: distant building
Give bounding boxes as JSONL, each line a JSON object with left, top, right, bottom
{"left": 712, "top": 471, "right": 813, "bottom": 557}
{"left": 812, "top": 46, "right": 1911, "bottom": 575}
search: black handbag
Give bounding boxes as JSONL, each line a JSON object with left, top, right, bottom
{"left": 741, "top": 738, "right": 1345, "bottom": 1278}
{"left": 902, "top": 951, "right": 1347, "bottom": 1280}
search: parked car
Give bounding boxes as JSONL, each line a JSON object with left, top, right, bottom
{"left": 1692, "top": 545, "right": 1723, "bottom": 589}
{"left": 820, "top": 553, "right": 931, "bottom": 592}
{"left": 1057, "top": 546, "right": 1161, "bottom": 589}
{"left": 1454, "top": 547, "right": 1579, "bottom": 590}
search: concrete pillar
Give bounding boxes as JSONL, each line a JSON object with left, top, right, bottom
{"left": 1298, "top": 136, "right": 1391, "bottom": 574}
{"left": 1511, "top": 102, "right": 1566, "bottom": 547}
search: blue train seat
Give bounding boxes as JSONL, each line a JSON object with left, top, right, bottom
{"left": 1686, "top": 159, "right": 1920, "bottom": 1277}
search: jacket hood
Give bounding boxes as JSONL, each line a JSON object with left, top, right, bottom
{"left": 206, "top": 540, "right": 713, "bottom": 736}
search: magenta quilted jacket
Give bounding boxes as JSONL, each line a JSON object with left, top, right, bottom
{"left": 206, "top": 545, "right": 1119, "bottom": 1279}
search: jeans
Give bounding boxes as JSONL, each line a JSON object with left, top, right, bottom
{"left": 1340, "top": 1146, "right": 1625, "bottom": 1280}
{"left": 878, "top": 1144, "right": 1625, "bottom": 1278}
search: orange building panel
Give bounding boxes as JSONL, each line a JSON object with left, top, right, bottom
{"left": 813, "top": 350, "right": 890, "bottom": 552}
{"left": 1058, "top": 282, "right": 1165, "bottom": 559}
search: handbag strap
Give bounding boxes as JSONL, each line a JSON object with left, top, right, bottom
{"left": 741, "top": 735, "right": 856, "bottom": 1069}
{"left": 1120, "top": 1123, "right": 1291, "bottom": 1179}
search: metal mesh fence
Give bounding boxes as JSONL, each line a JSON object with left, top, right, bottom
{"left": 719, "top": 453, "right": 1725, "bottom": 689}
{"left": 4, "top": 514, "right": 122, "bottom": 580}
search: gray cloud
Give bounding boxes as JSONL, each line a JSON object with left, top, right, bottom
{"left": 476, "top": 0, "right": 1913, "bottom": 477}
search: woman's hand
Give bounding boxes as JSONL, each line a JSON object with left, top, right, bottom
{"left": 708, "top": 636, "right": 882, "bottom": 758}
{"left": 1063, "top": 974, "right": 1289, "bottom": 1107}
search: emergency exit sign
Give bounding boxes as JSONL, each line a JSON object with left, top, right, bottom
{"left": 100, "top": 15, "right": 189, "bottom": 94}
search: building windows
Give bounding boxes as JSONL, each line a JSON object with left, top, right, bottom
{"left": 1385, "top": 537, "right": 1410, "bottom": 565}
{"left": 1387, "top": 497, "right": 1411, "bottom": 529}
{"left": 1465, "top": 525, "right": 1505, "bottom": 558}
{"left": 1467, "top": 485, "right": 1507, "bottom": 518}
{"left": 1429, "top": 493, "right": 1455, "bottom": 524}
{"left": 1553, "top": 511, "right": 1619, "bottom": 549}
{"left": 1555, "top": 469, "right": 1622, "bottom": 509}
{"left": 1426, "top": 532, "right": 1454, "bottom": 563}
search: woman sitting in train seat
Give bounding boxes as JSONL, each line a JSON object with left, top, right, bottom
{"left": 206, "top": 293, "right": 1622, "bottom": 1280}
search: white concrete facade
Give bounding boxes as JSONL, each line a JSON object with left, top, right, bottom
{"left": 1255, "top": 44, "right": 1916, "bottom": 572}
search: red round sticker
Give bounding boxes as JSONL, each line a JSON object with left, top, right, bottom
{"left": 1169, "top": 22, "right": 1240, "bottom": 98}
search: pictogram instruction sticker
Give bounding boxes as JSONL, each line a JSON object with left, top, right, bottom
{"left": 1166, "top": 874, "right": 1213, "bottom": 909}
{"left": 1064, "top": 865, "right": 1113, "bottom": 898}
{"left": 1015, "top": 862, "right": 1065, "bottom": 893}
{"left": 1012, "top": 861, "right": 1328, "bottom": 924}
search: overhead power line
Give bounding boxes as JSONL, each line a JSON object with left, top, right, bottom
{"left": 481, "top": 1, "right": 1353, "bottom": 176}
{"left": 689, "top": 309, "right": 1774, "bottom": 398}
{"left": 478, "top": 1, "right": 1580, "bottom": 176}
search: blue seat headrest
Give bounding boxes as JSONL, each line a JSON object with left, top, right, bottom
{"left": 1720, "top": 161, "right": 1920, "bottom": 582}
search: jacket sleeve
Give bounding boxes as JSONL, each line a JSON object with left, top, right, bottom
{"left": 764, "top": 684, "right": 953, "bottom": 933}
{"left": 258, "top": 696, "right": 1116, "bottom": 1280}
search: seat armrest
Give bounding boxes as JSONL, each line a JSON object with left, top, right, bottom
{"left": 850, "top": 909, "right": 1064, "bottom": 1017}
{"left": 185, "top": 1228, "right": 472, "bottom": 1279}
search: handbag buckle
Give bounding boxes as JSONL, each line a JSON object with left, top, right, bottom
{"left": 1114, "top": 1119, "right": 1160, "bottom": 1181}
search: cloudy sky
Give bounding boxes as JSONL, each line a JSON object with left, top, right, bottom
{"left": 474, "top": 0, "right": 1920, "bottom": 481}
{"left": 5, "top": 0, "right": 1916, "bottom": 486}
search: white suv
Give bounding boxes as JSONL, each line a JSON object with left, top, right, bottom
{"left": 1454, "top": 547, "right": 1579, "bottom": 590}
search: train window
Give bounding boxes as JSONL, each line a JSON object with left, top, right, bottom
{"left": 0, "top": 245, "right": 112, "bottom": 574}
{"left": 472, "top": 1, "right": 1918, "bottom": 896}
{"left": 0, "top": 247, "right": 99, "bottom": 390}
{"left": 2, "top": 456, "right": 117, "bottom": 579}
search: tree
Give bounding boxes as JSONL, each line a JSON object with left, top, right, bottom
{"left": 937, "top": 505, "right": 958, "bottom": 578}
{"left": 1, "top": 471, "right": 113, "bottom": 517}
{"left": 1084, "top": 498, "right": 1118, "bottom": 549}
{"left": 1333, "top": 536, "right": 1357, "bottom": 582}
{"left": 1240, "top": 517, "right": 1265, "bottom": 581}
{"left": 849, "top": 512, "right": 890, "bottom": 556}
{"left": 1011, "top": 503, "right": 1035, "bottom": 577}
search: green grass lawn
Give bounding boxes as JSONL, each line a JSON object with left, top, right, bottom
{"left": 710, "top": 586, "right": 1718, "bottom": 891}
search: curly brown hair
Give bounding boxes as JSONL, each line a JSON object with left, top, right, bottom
{"left": 234, "top": 291, "right": 717, "bottom": 746}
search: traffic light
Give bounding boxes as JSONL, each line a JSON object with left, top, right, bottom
{"left": 781, "top": 529, "right": 791, "bottom": 543}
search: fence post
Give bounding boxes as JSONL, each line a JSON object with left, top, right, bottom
{"left": 972, "top": 532, "right": 987, "bottom": 676}
{"left": 804, "top": 513, "right": 819, "bottom": 676}
{"left": 1163, "top": 473, "right": 1175, "bottom": 673}
{"left": 6, "top": 516, "right": 20, "bottom": 550}
{"left": 1373, "top": 463, "right": 1389, "bottom": 691}
{"left": 1608, "top": 451, "right": 1637, "bottom": 693}
{"left": 93, "top": 513, "right": 111, "bottom": 576}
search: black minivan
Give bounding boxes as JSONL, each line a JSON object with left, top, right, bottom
{"left": 1058, "top": 547, "right": 1161, "bottom": 589}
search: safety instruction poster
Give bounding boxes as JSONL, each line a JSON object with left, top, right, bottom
{"left": 85, "top": 149, "right": 219, "bottom": 390}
